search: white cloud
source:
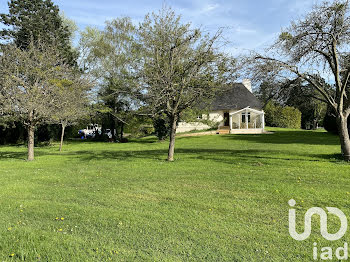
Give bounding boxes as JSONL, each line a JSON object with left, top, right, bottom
{"left": 5, "top": 0, "right": 321, "bottom": 57}
{"left": 233, "top": 26, "right": 257, "bottom": 34}
{"left": 200, "top": 3, "right": 220, "bottom": 13}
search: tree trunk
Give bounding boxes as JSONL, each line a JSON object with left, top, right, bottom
{"left": 337, "top": 115, "right": 350, "bottom": 161}
{"left": 59, "top": 124, "right": 66, "bottom": 152}
{"left": 120, "top": 123, "right": 124, "bottom": 141}
{"left": 111, "top": 118, "right": 117, "bottom": 141}
{"left": 167, "top": 114, "right": 178, "bottom": 162}
{"left": 27, "top": 123, "right": 35, "bottom": 161}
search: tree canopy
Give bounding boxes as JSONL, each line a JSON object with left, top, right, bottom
{"left": 0, "top": 0, "right": 77, "bottom": 64}
{"left": 79, "top": 17, "right": 139, "bottom": 141}
{"left": 137, "top": 7, "right": 236, "bottom": 161}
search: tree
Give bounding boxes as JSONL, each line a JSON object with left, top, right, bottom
{"left": 79, "top": 18, "right": 139, "bottom": 141}
{"left": 0, "top": 41, "right": 77, "bottom": 161}
{"left": 257, "top": 78, "right": 327, "bottom": 129}
{"left": 0, "top": 0, "right": 77, "bottom": 64}
{"left": 153, "top": 114, "right": 170, "bottom": 141}
{"left": 252, "top": 0, "right": 350, "bottom": 161}
{"left": 284, "top": 82, "right": 327, "bottom": 129}
{"left": 50, "top": 75, "right": 92, "bottom": 151}
{"left": 138, "top": 7, "right": 236, "bottom": 161}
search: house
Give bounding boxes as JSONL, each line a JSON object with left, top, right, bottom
{"left": 177, "top": 79, "right": 265, "bottom": 134}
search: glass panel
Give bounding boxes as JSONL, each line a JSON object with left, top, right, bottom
{"left": 241, "top": 112, "right": 251, "bottom": 123}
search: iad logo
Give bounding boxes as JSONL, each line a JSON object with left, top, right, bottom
{"left": 288, "top": 199, "right": 347, "bottom": 241}
{"left": 288, "top": 199, "right": 349, "bottom": 260}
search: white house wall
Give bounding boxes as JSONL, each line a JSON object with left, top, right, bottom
{"left": 176, "top": 111, "right": 224, "bottom": 133}
{"left": 208, "top": 111, "right": 224, "bottom": 127}
{"left": 176, "top": 109, "right": 265, "bottom": 133}
{"left": 176, "top": 122, "right": 211, "bottom": 133}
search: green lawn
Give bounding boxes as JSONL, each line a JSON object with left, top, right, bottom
{"left": 0, "top": 128, "right": 349, "bottom": 261}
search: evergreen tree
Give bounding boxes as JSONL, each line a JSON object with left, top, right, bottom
{"left": 0, "top": 0, "right": 77, "bottom": 64}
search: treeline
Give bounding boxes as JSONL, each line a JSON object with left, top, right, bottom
{"left": 255, "top": 78, "right": 327, "bottom": 130}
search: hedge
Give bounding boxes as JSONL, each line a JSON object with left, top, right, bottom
{"left": 264, "top": 101, "right": 302, "bottom": 129}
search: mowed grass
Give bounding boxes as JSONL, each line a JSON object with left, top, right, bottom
{"left": 0, "top": 128, "right": 350, "bottom": 261}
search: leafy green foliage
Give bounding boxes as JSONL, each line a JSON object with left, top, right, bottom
{"left": 279, "top": 31, "right": 292, "bottom": 41}
{"left": 153, "top": 114, "right": 170, "bottom": 141}
{"left": 123, "top": 115, "right": 154, "bottom": 138}
{"left": 0, "top": 122, "right": 25, "bottom": 145}
{"left": 256, "top": 78, "right": 327, "bottom": 129}
{"left": 0, "top": 41, "right": 89, "bottom": 159}
{"left": 79, "top": 18, "right": 139, "bottom": 141}
{"left": 323, "top": 108, "right": 339, "bottom": 135}
{"left": 264, "top": 101, "right": 301, "bottom": 129}
{"left": 284, "top": 83, "right": 327, "bottom": 129}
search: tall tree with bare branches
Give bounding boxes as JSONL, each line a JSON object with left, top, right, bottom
{"left": 251, "top": 0, "right": 350, "bottom": 161}
{"left": 137, "top": 7, "right": 236, "bottom": 161}
{"left": 50, "top": 75, "right": 92, "bottom": 152}
{"left": 0, "top": 41, "right": 81, "bottom": 160}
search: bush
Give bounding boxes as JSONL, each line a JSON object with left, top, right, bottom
{"left": 0, "top": 123, "right": 82, "bottom": 145}
{"left": 153, "top": 115, "right": 170, "bottom": 141}
{"left": 264, "top": 101, "right": 278, "bottom": 127}
{"left": 264, "top": 101, "right": 301, "bottom": 129}
{"left": 140, "top": 125, "right": 154, "bottom": 136}
{"left": 323, "top": 106, "right": 350, "bottom": 135}
{"left": 0, "top": 122, "right": 25, "bottom": 145}
{"left": 124, "top": 115, "right": 155, "bottom": 138}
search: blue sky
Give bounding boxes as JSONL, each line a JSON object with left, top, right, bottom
{"left": 0, "top": 0, "right": 321, "bottom": 55}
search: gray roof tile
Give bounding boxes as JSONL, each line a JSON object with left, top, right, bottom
{"left": 211, "top": 83, "right": 263, "bottom": 111}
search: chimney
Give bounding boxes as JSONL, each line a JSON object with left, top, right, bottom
{"left": 242, "top": 79, "right": 252, "bottom": 93}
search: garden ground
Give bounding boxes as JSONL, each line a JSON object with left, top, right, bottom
{"left": 0, "top": 128, "right": 349, "bottom": 261}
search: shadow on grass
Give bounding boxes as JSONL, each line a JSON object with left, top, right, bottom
{"left": 0, "top": 130, "right": 344, "bottom": 163}
{"left": 0, "top": 147, "right": 344, "bottom": 164}
{"left": 0, "top": 151, "right": 27, "bottom": 160}
{"left": 66, "top": 130, "right": 342, "bottom": 163}
{"left": 218, "top": 129, "right": 340, "bottom": 146}
{"left": 62, "top": 148, "right": 344, "bottom": 165}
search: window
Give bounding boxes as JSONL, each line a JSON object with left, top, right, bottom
{"left": 242, "top": 112, "right": 251, "bottom": 123}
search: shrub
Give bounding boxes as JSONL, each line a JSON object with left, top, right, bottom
{"left": 323, "top": 106, "right": 350, "bottom": 135}
{"left": 153, "top": 115, "right": 170, "bottom": 141}
{"left": 264, "top": 101, "right": 278, "bottom": 127}
{"left": 264, "top": 101, "right": 301, "bottom": 129}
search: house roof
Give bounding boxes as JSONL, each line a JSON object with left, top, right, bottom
{"left": 210, "top": 83, "right": 263, "bottom": 111}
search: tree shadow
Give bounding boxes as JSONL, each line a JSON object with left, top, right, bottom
{"left": 0, "top": 130, "right": 345, "bottom": 164}
{"left": 222, "top": 130, "right": 340, "bottom": 146}
{"left": 0, "top": 151, "right": 27, "bottom": 160}
{"left": 63, "top": 147, "right": 344, "bottom": 165}
{"left": 0, "top": 147, "right": 344, "bottom": 164}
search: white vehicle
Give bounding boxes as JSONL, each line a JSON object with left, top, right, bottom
{"left": 78, "top": 124, "right": 102, "bottom": 138}
{"left": 104, "top": 129, "right": 117, "bottom": 136}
